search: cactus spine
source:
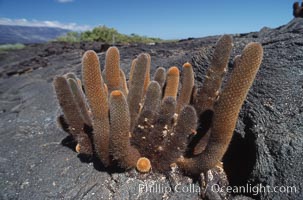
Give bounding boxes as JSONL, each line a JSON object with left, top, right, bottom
{"left": 53, "top": 76, "right": 93, "bottom": 155}
{"left": 178, "top": 42, "right": 263, "bottom": 175}
{"left": 164, "top": 66, "right": 180, "bottom": 99}
{"left": 109, "top": 90, "right": 141, "bottom": 168}
{"left": 176, "top": 62, "right": 195, "bottom": 114}
{"left": 82, "top": 50, "right": 110, "bottom": 166}
{"left": 127, "top": 53, "right": 148, "bottom": 130}
{"left": 194, "top": 35, "right": 233, "bottom": 116}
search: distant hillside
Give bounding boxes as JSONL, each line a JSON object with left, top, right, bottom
{"left": 0, "top": 25, "right": 70, "bottom": 44}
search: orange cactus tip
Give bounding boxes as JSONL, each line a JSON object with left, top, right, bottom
{"left": 183, "top": 62, "right": 192, "bottom": 68}
{"left": 107, "top": 46, "right": 119, "bottom": 53}
{"left": 136, "top": 157, "right": 151, "bottom": 173}
{"left": 75, "top": 144, "right": 81, "bottom": 153}
{"left": 83, "top": 50, "right": 96, "bottom": 58}
{"left": 168, "top": 66, "right": 180, "bottom": 76}
{"left": 111, "top": 90, "right": 122, "bottom": 97}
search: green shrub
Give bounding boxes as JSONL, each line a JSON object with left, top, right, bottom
{"left": 0, "top": 43, "right": 25, "bottom": 52}
{"left": 57, "top": 32, "right": 81, "bottom": 42}
{"left": 57, "top": 25, "right": 163, "bottom": 44}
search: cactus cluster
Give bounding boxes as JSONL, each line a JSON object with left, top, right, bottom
{"left": 53, "top": 35, "right": 263, "bottom": 176}
{"left": 293, "top": 1, "right": 303, "bottom": 17}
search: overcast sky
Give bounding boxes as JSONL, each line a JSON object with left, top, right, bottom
{"left": 0, "top": 0, "right": 295, "bottom": 39}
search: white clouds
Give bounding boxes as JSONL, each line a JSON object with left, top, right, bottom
{"left": 0, "top": 18, "right": 91, "bottom": 31}
{"left": 56, "top": 0, "right": 74, "bottom": 3}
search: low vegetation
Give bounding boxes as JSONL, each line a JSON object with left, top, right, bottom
{"left": 57, "top": 25, "right": 163, "bottom": 44}
{"left": 0, "top": 43, "right": 25, "bottom": 52}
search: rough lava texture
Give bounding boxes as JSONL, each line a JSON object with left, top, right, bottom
{"left": 0, "top": 18, "right": 303, "bottom": 200}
